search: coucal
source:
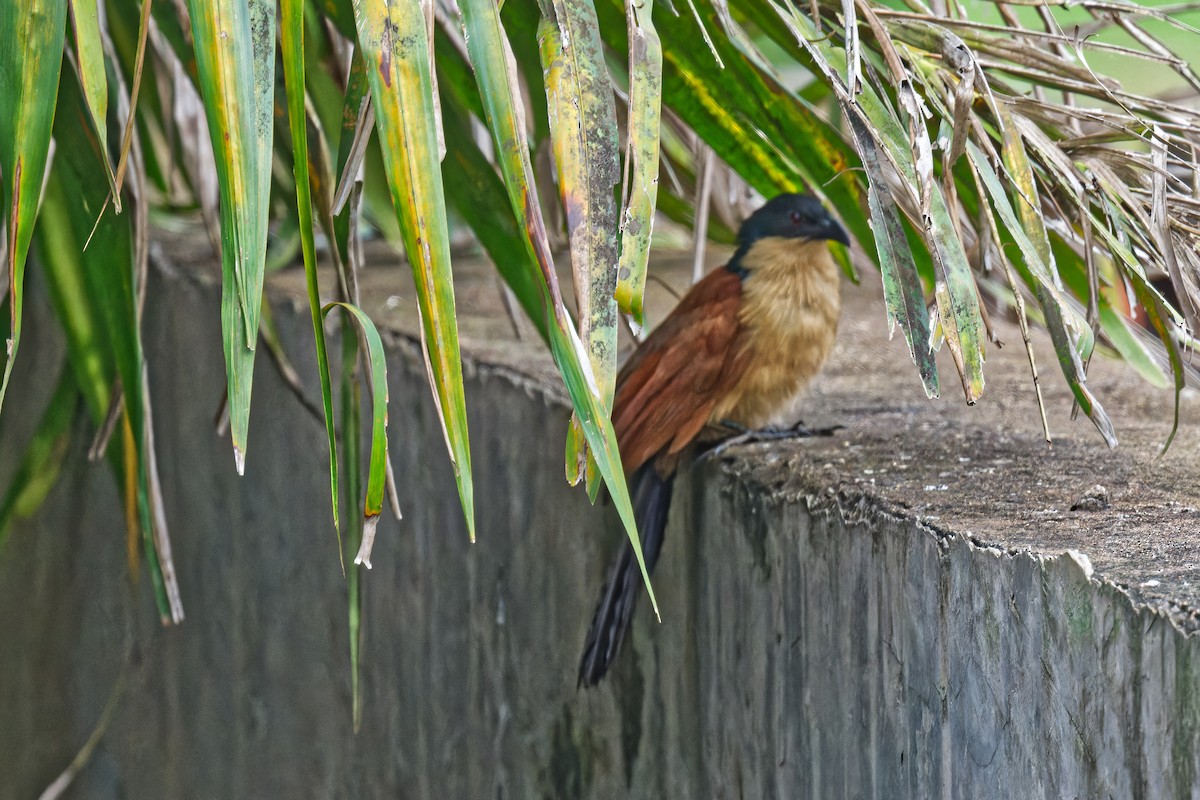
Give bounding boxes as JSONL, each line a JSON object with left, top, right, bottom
{"left": 579, "top": 193, "right": 850, "bottom": 687}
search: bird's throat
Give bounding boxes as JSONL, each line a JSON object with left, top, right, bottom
{"left": 713, "top": 237, "right": 842, "bottom": 429}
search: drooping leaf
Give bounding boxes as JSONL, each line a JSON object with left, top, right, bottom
{"left": 539, "top": 0, "right": 621, "bottom": 397}
{"left": 614, "top": 0, "right": 663, "bottom": 327}
{"left": 37, "top": 75, "right": 180, "bottom": 622}
{"left": 184, "top": 0, "right": 276, "bottom": 473}
{"left": 538, "top": 0, "right": 621, "bottom": 501}
{"left": 0, "top": 0, "right": 68, "bottom": 412}
{"left": 1127, "top": 272, "right": 1185, "bottom": 455}
{"left": 967, "top": 139, "right": 1116, "bottom": 447}
{"left": 322, "top": 301, "right": 390, "bottom": 569}
{"left": 847, "top": 111, "right": 939, "bottom": 398}
{"left": 68, "top": 0, "right": 119, "bottom": 203}
{"left": 351, "top": 0, "right": 474, "bottom": 540}
{"left": 280, "top": 0, "right": 342, "bottom": 553}
{"left": 459, "top": 0, "right": 659, "bottom": 619}
{"left": 1052, "top": 237, "right": 1169, "bottom": 390}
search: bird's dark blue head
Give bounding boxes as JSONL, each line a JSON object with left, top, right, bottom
{"left": 736, "top": 193, "right": 850, "bottom": 249}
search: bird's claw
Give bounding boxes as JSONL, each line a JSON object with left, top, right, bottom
{"left": 703, "top": 421, "right": 843, "bottom": 460}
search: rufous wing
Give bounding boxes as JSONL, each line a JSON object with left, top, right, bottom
{"left": 612, "top": 267, "right": 749, "bottom": 474}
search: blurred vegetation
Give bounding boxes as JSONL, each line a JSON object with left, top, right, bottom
{"left": 2, "top": 0, "right": 1200, "bottom": 746}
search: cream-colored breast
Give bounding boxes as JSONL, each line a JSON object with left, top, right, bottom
{"left": 711, "top": 237, "right": 842, "bottom": 428}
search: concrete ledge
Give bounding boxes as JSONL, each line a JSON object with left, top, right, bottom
{"left": 1, "top": 231, "right": 1197, "bottom": 798}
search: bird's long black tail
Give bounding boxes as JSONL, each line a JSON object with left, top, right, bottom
{"left": 578, "top": 463, "right": 675, "bottom": 687}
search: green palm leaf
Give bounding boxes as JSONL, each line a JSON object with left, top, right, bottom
{"left": 351, "top": 0, "right": 475, "bottom": 540}
{"left": 0, "top": 0, "right": 68, "bottom": 412}
{"left": 184, "top": 0, "right": 276, "bottom": 473}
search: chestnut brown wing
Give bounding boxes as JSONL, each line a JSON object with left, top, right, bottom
{"left": 612, "top": 267, "right": 748, "bottom": 474}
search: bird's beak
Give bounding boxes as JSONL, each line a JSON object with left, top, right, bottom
{"left": 825, "top": 218, "right": 851, "bottom": 248}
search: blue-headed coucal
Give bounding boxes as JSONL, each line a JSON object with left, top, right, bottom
{"left": 578, "top": 193, "right": 850, "bottom": 687}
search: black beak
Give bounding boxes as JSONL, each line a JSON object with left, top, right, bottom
{"left": 824, "top": 217, "right": 851, "bottom": 248}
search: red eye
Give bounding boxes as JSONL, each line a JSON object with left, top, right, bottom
{"left": 790, "top": 210, "right": 803, "bottom": 224}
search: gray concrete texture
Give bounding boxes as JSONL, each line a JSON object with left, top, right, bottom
{"left": 1, "top": 231, "right": 1198, "bottom": 799}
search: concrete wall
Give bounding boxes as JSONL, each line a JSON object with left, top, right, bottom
{"left": 1, "top": 249, "right": 1197, "bottom": 799}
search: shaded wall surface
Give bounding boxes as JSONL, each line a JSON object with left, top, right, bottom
{"left": 2, "top": 243, "right": 1199, "bottom": 799}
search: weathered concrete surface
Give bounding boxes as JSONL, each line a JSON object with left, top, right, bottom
{"left": 1, "top": 230, "right": 1199, "bottom": 799}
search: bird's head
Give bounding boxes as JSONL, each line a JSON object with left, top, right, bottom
{"left": 736, "top": 193, "right": 850, "bottom": 249}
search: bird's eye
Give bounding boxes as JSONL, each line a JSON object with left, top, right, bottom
{"left": 790, "top": 210, "right": 804, "bottom": 224}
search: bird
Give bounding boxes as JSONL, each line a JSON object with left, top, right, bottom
{"left": 578, "top": 192, "right": 850, "bottom": 687}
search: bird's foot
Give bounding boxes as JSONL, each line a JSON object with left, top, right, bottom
{"left": 703, "top": 421, "right": 843, "bottom": 459}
